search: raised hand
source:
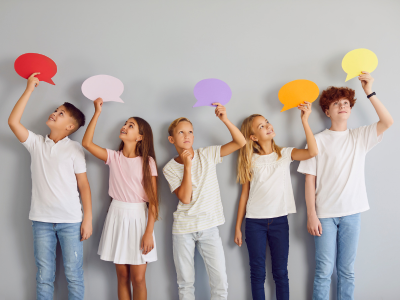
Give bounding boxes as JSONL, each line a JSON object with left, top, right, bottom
{"left": 26, "top": 72, "right": 40, "bottom": 92}
{"left": 213, "top": 102, "right": 228, "bottom": 122}
{"left": 94, "top": 97, "right": 103, "bottom": 113}
{"left": 298, "top": 101, "right": 312, "bottom": 122}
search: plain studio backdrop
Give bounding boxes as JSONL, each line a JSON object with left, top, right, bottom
{"left": 1, "top": 1, "right": 399, "bottom": 299}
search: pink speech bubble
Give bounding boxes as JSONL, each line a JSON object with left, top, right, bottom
{"left": 193, "top": 78, "right": 232, "bottom": 107}
{"left": 14, "top": 53, "right": 57, "bottom": 85}
{"left": 81, "top": 75, "right": 124, "bottom": 103}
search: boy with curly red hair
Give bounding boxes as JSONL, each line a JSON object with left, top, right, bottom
{"left": 297, "top": 72, "right": 393, "bottom": 300}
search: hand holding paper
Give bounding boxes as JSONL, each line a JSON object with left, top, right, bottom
{"left": 82, "top": 75, "right": 124, "bottom": 103}
{"left": 14, "top": 53, "right": 57, "bottom": 85}
{"left": 342, "top": 49, "right": 378, "bottom": 82}
{"left": 278, "top": 80, "right": 319, "bottom": 112}
{"left": 193, "top": 79, "right": 231, "bottom": 107}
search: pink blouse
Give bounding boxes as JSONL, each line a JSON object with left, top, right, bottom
{"left": 106, "top": 149, "right": 157, "bottom": 203}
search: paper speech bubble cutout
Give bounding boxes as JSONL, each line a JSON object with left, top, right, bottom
{"left": 278, "top": 80, "right": 319, "bottom": 112}
{"left": 14, "top": 53, "right": 57, "bottom": 85}
{"left": 81, "top": 75, "right": 124, "bottom": 103}
{"left": 193, "top": 78, "right": 232, "bottom": 107}
{"left": 342, "top": 49, "right": 378, "bottom": 82}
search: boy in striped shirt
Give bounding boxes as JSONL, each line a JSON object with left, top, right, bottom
{"left": 163, "top": 103, "right": 246, "bottom": 300}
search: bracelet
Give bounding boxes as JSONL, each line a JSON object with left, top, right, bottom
{"left": 367, "top": 92, "right": 376, "bottom": 99}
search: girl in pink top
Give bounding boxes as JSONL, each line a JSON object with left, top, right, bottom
{"left": 83, "top": 98, "right": 159, "bottom": 300}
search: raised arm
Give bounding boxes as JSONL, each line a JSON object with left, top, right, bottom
{"left": 234, "top": 181, "right": 250, "bottom": 247}
{"left": 212, "top": 103, "right": 246, "bottom": 157}
{"left": 305, "top": 174, "right": 322, "bottom": 236}
{"left": 358, "top": 72, "right": 394, "bottom": 136}
{"left": 82, "top": 98, "right": 108, "bottom": 162}
{"left": 173, "top": 150, "right": 193, "bottom": 204}
{"left": 8, "top": 73, "right": 40, "bottom": 142}
{"left": 291, "top": 102, "right": 319, "bottom": 161}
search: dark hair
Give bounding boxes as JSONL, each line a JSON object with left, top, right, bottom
{"left": 63, "top": 102, "right": 86, "bottom": 131}
{"left": 118, "top": 117, "right": 160, "bottom": 220}
{"left": 319, "top": 87, "right": 357, "bottom": 113}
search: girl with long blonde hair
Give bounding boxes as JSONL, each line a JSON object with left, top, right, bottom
{"left": 235, "top": 102, "right": 318, "bottom": 300}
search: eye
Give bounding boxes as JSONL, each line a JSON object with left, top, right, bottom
{"left": 129, "top": 125, "right": 133, "bottom": 128}
{"left": 260, "top": 125, "right": 264, "bottom": 128}
{"left": 189, "top": 131, "right": 193, "bottom": 134}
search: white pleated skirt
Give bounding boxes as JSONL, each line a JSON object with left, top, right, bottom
{"left": 98, "top": 200, "right": 157, "bottom": 265}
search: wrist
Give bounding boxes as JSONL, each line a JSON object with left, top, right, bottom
{"left": 307, "top": 211, "right": 317, "bottom": 218}
{"left": 364, "top": 88, "right": 373, "bottom": 96}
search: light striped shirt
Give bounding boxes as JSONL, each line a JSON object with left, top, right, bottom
{"left": 163, "top": 145, "right": 225, "bottom": 234}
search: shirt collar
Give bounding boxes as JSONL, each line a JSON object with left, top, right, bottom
{"left": 45, "top": 134, "right": 70, "bottom": 144}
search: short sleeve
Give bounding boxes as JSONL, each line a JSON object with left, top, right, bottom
{"left": 199, "top": 145, "right": 223, "bottom": 165}
{"left": 297, "top": 144, "right": 317, "bottom": 176}
{"left": 73, "top": 144, "right": 87, "bottom": 174}
{"left": 105, "top": 149, "right": 118, "bottom": 166}
{"left": 21, "top": 130, "right": 41, "bottom": 153}
{"left": 282, "top": 147, "right": 294, "bottom": 162}
{"left": 354, "top": 122, "right": 383, "bottom": 153}
{"left": 163, "top": 164, "right": 182, "bottom": 193}
{"left": 149, "top": 157, "right": 158, "bottom": 176}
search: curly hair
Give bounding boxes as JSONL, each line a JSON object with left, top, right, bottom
{"left": 319, "top": 87, "right": 357, "bottom": 113}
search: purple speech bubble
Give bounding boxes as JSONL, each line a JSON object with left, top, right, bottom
{"left": 81, "top": 75, "right": 124, "bottom": 103}
{"left": 193, "top": 78, "right": 232, "bottom": 107}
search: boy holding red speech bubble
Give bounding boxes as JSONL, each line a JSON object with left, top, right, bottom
{"left": 8, "top": 73, "right": 92, "bottom": 300}
{"left": 162, "top": 103, "right": 246, "bottom": 300}
{"left": 297, "top": 72, "right": 393, "bottom": 300}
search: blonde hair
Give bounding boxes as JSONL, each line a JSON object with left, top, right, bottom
{"left": 168, "top": 117, "right": 193, "bottom": 136}
{"left": 237, "top": 114, "right": 282, "bottom": 184}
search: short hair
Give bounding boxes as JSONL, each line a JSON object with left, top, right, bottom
{"left": 168, "top": 117, "right": 193, "bottom": 136}
{"left": 63, "top": 102, "right": 85, "bottom": 132}
{"left": 319, "top": 87, "right": 357, "bottom": 113}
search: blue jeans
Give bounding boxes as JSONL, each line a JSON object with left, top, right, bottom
{"left": 313, "top": 213, "right": 361, "bottom": 300}
{"left": 245, "top": 216, "right": 289, "bottom": 300}
{"left": 172, "top": 226, "right": 228, "bottom": 300}
{"left": 32, "top": 221, "right": 84, "bottom": 300}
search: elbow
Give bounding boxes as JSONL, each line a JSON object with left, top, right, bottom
{"left": 180, "top": 197, "right": 191, "bottom": 205}
{"left": 238, "top": 137, "right": 247, "bottom": 149}
{"left": 387, "top": 117, "right": 394, "bottom": 128}
{"left": 81, "top": 140, "right": 90, "bottom": 150}
{"left": 309, "top": 149, "right": 318, "bottom": 158}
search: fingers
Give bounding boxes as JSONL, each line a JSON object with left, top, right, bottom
{"left": 29, "top": 72, "right": 40, "bottom": 78}
{"left": 318, "top": 223, "right": 323, "bottom": 236}
{"left": 142, "top": 243, "right": 154, "bottom": 255}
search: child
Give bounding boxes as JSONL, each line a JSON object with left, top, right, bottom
{"left": 234, "top": 102, "right": 318, "bottom": 300}
{"left": 297, "top": 72, "right": 394, "bottom": 300}
{"left": 8, "top": 73, "right": 92, "bottom": 300}
{"left": 162, "top": 103, "right": 246, "bottom": 300}
{"left": 82, "top": 98, "right": 158, "bottom": 300}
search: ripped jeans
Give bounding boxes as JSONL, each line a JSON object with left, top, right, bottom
{"left": 32, "top": 221, "right": 84, "bottom": 300}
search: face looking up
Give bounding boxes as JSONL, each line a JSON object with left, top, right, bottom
{"left": 325, "top": 98, "right": 352, "bottom": 121}
{"left": 119, "top": 118, "right": 143, "bottom": 143}
{"left": 168, "top": 121, "right": 194, "bottom": 150}
{"left": 250, "top": 116, "right": 276, "bottom": 143}
{"left": 46, "top": 105, "right": 76, "bottom": 134}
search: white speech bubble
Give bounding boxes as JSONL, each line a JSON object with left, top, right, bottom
{"left": 81, "top": 75, "right": 124, "bottom": 103}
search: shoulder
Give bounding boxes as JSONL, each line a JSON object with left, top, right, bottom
{"left": 281, "top": 147, "right": 294, "bottom": 156}
{"left": 163, "top": 158, "right": 178, "bottom": 173}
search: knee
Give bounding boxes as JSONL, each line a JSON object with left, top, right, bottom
{"left": 272, "top": 268, "right": 288, "bottom": 282}
{"left": 337, "top": 265, "right": 355, "bottom": 280}
{"left": 131, "top": 273, "right": 146, "bottom": 287}
{"left": 250, "top": 266, "right": 266, "bottom": 283}
{"left": 315, "top": 260, "right": 334, "bottom": 279}
{"left": 36, "top": 267, "right": 55, "bottom": 284}
{"left": 116, "top": 268, "right": 130, "bottom": 283}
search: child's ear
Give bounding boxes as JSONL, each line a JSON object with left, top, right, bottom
{"left": 136, "top": 135, "right": 143, "bottom": 142}
{"left": 67, "top": 124, "right": 75, "bottom": 132}
{"left": 325, "top": 109, "right": 330, "bottom": 118}
{"left": 249, "top": 135, "right": 257, "bottom": 142}
{"left": 168, "top": 136, "right": 175, "bottom": 144}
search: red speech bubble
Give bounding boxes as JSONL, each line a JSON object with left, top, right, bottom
{"left": 14, "top": 53, "right": 57, "bottom": 85}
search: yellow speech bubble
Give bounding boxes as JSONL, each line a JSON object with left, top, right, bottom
{"left": 342, "top": 48, "right": 378, "bottom": 82}
{"left": 278, "top": 79, "right": 319, "bottom": 112}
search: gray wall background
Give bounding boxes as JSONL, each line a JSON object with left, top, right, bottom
{"left": 1, "top": 1, "right": 399, "bottom": 299}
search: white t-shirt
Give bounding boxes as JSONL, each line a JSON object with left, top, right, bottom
{"left": 297, "top": 123, "right": 383, "bottom": 218}
{"left": 22, "top": 130, "right": 87, "bottom": 223}
{"left": 163, "top": 146, "right": 225, "bottom": 234}
{"left": 246, "top": 147, "right": 296, "bottom": 219}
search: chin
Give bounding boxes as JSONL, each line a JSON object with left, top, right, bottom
{"left": 180, "top": 143, "right": 193, "bottom": 149}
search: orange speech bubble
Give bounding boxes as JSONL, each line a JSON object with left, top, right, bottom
{"left": 278, "top": 80, "right": 319, "bottom": 112}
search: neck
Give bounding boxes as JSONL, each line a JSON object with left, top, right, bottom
{"left": 329, "top": 119, "right": 348, "bottom": 131}
{"left": 122, "top": 142, "right": 138, "bottom": 158}
{"left": 48, "top": 131, "right": 69, "bottom": 143}
{"left": 258, "top": 140, "right": 273, "bottom": 155}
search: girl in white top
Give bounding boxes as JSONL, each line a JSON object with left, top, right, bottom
{"left": 234, "top": 102, "right": 318, "bottom": 300}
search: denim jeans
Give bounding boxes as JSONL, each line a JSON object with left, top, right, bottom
{"left": 245, "top": 216, "right": 289, "bottom": 300}
{"left": 32, "top": 221, "right": 84, "bottom": 300}
{"left": 313, "top": 213, "right": 361, "bottom": 300}
{"left": 172, "top": 226, "right": 228, "bottom": 300}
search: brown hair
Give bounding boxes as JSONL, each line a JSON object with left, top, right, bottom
{"left": 118, "top": 117, "right": 159, "bottom": 220}
{"left": 168, "top": 117, "right": 193, "bottom": 136}
{"left": 237, "top": 114, "right": 282, "bottom": 184}
{"left": 319, "top": 87, "right": 357, "bottom": 114}
{"left": 63, "top": 102, "right": 85, "bottom": 132}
